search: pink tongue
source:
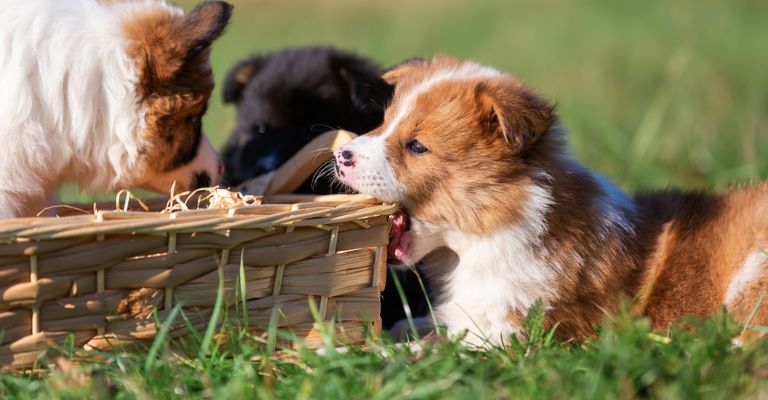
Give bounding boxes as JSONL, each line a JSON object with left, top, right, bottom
{"left": 388, "top": 214, "right": 408, "bottom": 260}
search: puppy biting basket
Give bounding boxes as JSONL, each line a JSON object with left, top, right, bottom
{"left": 0, "top": 131, "right": 396, "bottom": 371}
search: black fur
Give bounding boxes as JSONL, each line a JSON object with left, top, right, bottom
{"left": 221, "top": 46, "right": 392, "bottom": 192}
{"left": 220, "top": 46, "right": 429, "bottom": 330}
{"left": 170, "top": 116, "right": 203, "bottom": 170}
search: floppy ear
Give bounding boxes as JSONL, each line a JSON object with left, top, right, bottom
{"left": 222, "top": 56, "right": 264, "bottom": 103}
{"left": 127, "top": 1, "right": 233, "bottom": 83}
{"left": 331, "top": 52, "right": 394, "bottom": 111}
{"left": 477, "top": 79, "right": 557, "bottom": 153}
{"left": 382, "top": 57, "right": 427, "bottom": 85}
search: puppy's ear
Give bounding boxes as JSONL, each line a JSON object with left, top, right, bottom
{"left": 223, "top": 56, "right": 264, "bottom": 103}
{"left": 477, "top": 79, "right": 557, "bottom": 153}
{"left": 178, "top": 2, "right": 232, "bottom": 60}
{"left": 382, "top": 57, "right": 427, "bottom": 85}
{"left": 125, "top": 1, "right": 233, "bottom": 83}
{"left": 331, "top": 52, "right": 394, "bottom": 112}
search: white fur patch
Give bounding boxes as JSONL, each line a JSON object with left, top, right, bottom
{"left": 419, "top": 184, "right": 558, "bottom": 347}
{"left": 725, "top": 248, "right": 768, "bottom": 306}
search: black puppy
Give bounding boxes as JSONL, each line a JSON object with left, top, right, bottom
{"left": 221, "top": 46, "right": 429, "bottom": 332}
{"left": 221, "top": 46, "right": 392, "bottom": 192}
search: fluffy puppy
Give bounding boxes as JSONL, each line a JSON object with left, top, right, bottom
{"left": 334, "top": 56, "right": 768, "bottom": 346}
{"left": 220, "top": 46, "right": 392, "bottom": 192}
{"left": 0, "top": 0, "right": 231, "bottom": 219}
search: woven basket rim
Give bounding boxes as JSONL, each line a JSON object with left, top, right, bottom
{"left": 0, "top": 194, "right": 398, "bottom": 240}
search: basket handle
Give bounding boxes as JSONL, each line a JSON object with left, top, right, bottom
{"left": 236, "top": 129, "right": 358, "bottom": 195}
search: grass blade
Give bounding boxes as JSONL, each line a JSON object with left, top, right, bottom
{"left": 741, "top": 286, "right": 767, "bottom": 335}
{"left": 266, "top": 306, "right": 280, "bottom": 354}
{"left": 199, "top": 260, "right": 226, "bottom": 362}
{"left": 239, "top": 250, "right": 249, "bottom": 331}
{"left": 413, "top": 267, "right": 440, "bottom": 335}
{"left": 390, "top": 268, "right": 420, "bottom": 341}
{"left": 745, "top": 325, "right": 768, "bottom": 332}
{"left": 144, "top": 303, "right": 182, "bottom": 372}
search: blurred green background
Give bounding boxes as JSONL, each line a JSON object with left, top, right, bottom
{"left": 62, "top": 0, "right": 768, "bottom": 201}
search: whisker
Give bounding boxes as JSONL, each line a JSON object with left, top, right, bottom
{"left": 308, "top": 146, "right": 333, "bottom": 156}
{"left": 311, "top": 160, "right": 337, "bottom": 191}
{"left": 310, "top": 123, "right": 341, "bottom": 133}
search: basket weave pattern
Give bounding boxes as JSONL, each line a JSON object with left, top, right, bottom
{"left": 0, "top": 195, "right": 397, "bottom": 370}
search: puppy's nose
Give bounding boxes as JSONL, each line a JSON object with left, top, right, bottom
{"left": 341, "top": 150, "right": 353, "bottom": 160}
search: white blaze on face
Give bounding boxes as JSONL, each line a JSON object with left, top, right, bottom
{"left": 334, "top": 134, "right": 405, "bottom": 202}
{"left": 334, "top": 62, "right": 500, "bottom": 201}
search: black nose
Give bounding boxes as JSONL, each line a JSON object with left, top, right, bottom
{"left": 191, "top": 171, "right": 211, "bottom": 189}
{"left": 341, "top": 150, "right": 353, "bottom": 160}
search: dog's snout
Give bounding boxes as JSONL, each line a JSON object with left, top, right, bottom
{"left": 334, "top": 147, "right": 357, "bottom": 179}
{"left": 336, "top": 149, "right": 356, "bottom": 167}
{"left": 191, "top": 171, "right": 212, "bottom": 189}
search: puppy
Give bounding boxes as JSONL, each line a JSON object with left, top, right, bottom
{"left": 220, "top": 46, "right": 392, "bottom": 192}
{"left": 334, "top": 56, "right": 768, "bottom": 346}
{"left": 220, "top": 46, "right": 429, "bottom": 331}
{"left": 0, "top": 0, "right": 231, "bottom": 219}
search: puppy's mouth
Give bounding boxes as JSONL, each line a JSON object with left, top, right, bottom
{"left": 388, "top": 211, "right": 412, "bottom": 263}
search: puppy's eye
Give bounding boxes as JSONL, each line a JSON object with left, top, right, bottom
{"left": 253, "top": 123, "right": 268, "bottom": 135}
{"left": 406, "top": 139, "right": 428, "bottom": 154}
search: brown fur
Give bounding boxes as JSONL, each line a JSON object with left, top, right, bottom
{"left": 638, "top": 187, "right": 768, "bottom": 329}
{"left": 121, "top": 1, "right": 232, "bottom": 174}
{"left": 375, "top": 57, "right": 562, "bottom": 235}
{"left": 377, "top": 56, "right": 768, "bottom": 341}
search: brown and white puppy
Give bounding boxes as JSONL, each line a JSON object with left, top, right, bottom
{"left": 0, "top": 0, "right": 231, "bottom": 219}
{"left": 334, "top": 56, "right": 768, "bottom": 346}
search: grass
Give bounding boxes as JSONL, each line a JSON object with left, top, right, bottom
{"left": 1, "top": 305, "right": 767, "bottom": 399}
{"left": 21, "top": 0, "right": 768, "bottom": 398}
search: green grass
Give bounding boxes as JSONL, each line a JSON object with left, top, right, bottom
{"left": 1, "top": 306, "right": 767, "bottom": 399}
{"left": 32, "top": 0, "right": 768, "bottom": 398}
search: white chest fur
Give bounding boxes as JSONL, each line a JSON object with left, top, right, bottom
{"left": 436, "top": 226, "right": 562, "bottom": 346}
{"left": 426, "top": 185, "right": 561, "bottom": 346}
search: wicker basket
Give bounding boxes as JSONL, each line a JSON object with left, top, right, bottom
{"left": 0, "top": 131, "right": 398, "bottom": 370}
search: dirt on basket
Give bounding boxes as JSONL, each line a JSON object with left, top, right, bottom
{"left": 117, "top": 288, "right": 162, "bottom": 320}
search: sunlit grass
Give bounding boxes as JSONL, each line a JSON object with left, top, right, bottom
{"left": 1, "top": 301, "right": 767, "bottom": 399}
